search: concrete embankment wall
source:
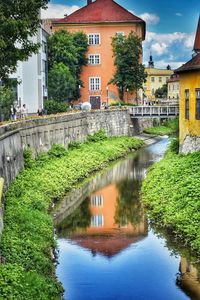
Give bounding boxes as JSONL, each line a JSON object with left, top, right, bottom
{"left": 0, "top": 110, "right": 154, "bottom": 188}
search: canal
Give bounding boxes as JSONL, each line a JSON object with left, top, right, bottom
{"left": 53, "top": 138, "right": 200, "bottom": 300}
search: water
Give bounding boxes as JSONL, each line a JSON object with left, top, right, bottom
{"left": 54, "top": 138, "right": 200, "bottom": 300}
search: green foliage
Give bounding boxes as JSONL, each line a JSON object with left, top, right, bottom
{"left": 0, "top": 86, "right": 15, "bottom": 120}
{"left": 143, "top": 118, "right": 179, "bottom": 136}
{"left": 142, "top": 149, "right": 200, "bottom": 258}
{"left": 110, "top": 31, "right": 146, "bottom": 101}
{"left": 48, "top": 63, "right": 76, "bottom": 102}
{"left": 1, "top": 135, "right": 144, "bottom": 298}
{"left": 109, "top": 101, "right": 136, "bottom": 107}
{"left": 23, "top": 148, "right": 35, "bottom": 169}
{"left": 47, "top": 144, "right": 67, "bottom": 158}
{"left": 87, "top": 129, "right": 108, "bottom": 142}
{"left": 44, "top": 99, "right": 68, "bottom": 114}
{"left": 48, "top": 30, "right": 88, "bottom": 102}
{"left": 155, "top": 84, "right": 167, "bottom": 98}
{"left": 0, "top": 0, "right": 48, "bottom": 80}
{"left": 68, "top": 140, "right": 82, "bottom": 150}
{"left": 167, "top": 138, "right": 179, "bottom": 154}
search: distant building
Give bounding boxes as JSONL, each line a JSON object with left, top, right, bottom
{"left": 52, "top": 0, "right": 146, "bottom": 108}
{"left": 176, "top": 16, "right": 200, "bottom": 153}
{"left": 143, "top": 54, "right": 173, "bottom": 100}
{"left": 167, "top": 73, "right": 180, "bottom": 100}
{"left": 9, "top": 26, "right": 49, "bottom": 114}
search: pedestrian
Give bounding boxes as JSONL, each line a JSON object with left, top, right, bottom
{"left": 10, "top": 105, "right": 17, "bottom": 121}
{"left": 21, "top": 104, "right": 28, "bottom": 119}
{"left": 37, "top": 106, "right": 44, "bottom": 116}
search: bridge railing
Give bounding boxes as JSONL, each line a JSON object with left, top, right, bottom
{"left": 128, "top": 106, "right": 179, "bottom": 117}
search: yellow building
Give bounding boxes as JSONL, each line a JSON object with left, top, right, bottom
{"left": 176, "top": 17, "right": 200, "bottom": 153}
{"left": 167, "top": 73, "right": 180, "bottom": 100}
{"left": 143, "top": 55, "right": 173, "bottom": 100}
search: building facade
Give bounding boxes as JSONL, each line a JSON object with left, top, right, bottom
{"left": 167, "top": 73, "right": 180, "bottom": 100}
{"left": 176, "top": 17, "right": 200, "bottom": 153}
{"left": 143, "top": 55, "right": 173, "bottom": 100}
{"left": 9, "top": 27, "right": 49, "bottom": 114}
{"left": 52, "top": 0, "right": 145, "bottom": 108}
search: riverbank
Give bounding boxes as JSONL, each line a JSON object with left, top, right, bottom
{"left": 143, "top": 118, "right": 178, "bottom": 136}
{"left": 142, "top": 146, "right": 200, "bottom": 259}
{"left": 0, "top": 133, "right": 144, "bottom": 299}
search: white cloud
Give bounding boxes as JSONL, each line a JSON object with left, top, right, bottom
{"left": 139, "top": 13, "right": 160, "bottom": 25}
{"left": 175, "top": 13, "right": 182, "bottom": 17}
{"left": 41, "top": 4, "right": 80, "bottom": 19}
{"left": 151, "top": 42, "right": 168, "bottom": 55}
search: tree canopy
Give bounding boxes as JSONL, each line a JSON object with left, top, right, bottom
{"left": 110, "top": 31, "right": 146, "bottom": 101}
{"left": 0, "top": 0, "right": 48, "bottom": 81}
{"left": 48, "top": 30, "right": 88, "bottom": 102}
{"left": 155, "top": 84, "right": 167, "bottom": 98}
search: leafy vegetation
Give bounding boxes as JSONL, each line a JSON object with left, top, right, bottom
{"left": 0, "top": 0, "right": 48, "bottom": 81}
{"left": 44, "top": 100, "right": 69, "bottom": 115}
{"left": 143, "top": 118, "right": 179, "bottom": 136}
{"left": 0, "top": 86, "right": 15, "bottom": 121}
{"left": 0, "top": 134, "right": 144, "bottom": 299}
{"left": 142, "top": 144, "right": 200, "bottom": 258}
{"left": 154, "top": 84, "right": 167, "bottom": 98}
{"left": 48, "top": 30, "right": 88, "bottom": 102}
{"left": 110, "top": 31, "right": 146, "bottom": 101}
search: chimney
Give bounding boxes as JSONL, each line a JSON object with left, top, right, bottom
{"left": 87, "top": 0, "right": 92, "bottom": 4}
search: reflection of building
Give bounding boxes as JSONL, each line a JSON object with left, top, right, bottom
{"left": 167, "top": 73, "right": 180, "bottom": 100}
{"left": 177, "top": 257, "right": 200, "bottom": 299}
{"left": 144, "top": 54, "right": 173, "bottom": 100}
{"left": 9, "top": 25, "right": 49, "bottom": 113}
{"left": 52, "top": 0, "right": 145, "bottom": 107}
{"left": 70, "top": 183, "right": 147, "bottom": 257}
{"left": 176, "top": 17, "right": 200, "bottom": 153}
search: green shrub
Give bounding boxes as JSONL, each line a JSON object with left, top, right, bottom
{"left": 23, "top": 148, "right": 35, "bottom": 169}
{"left": 68, "top": 140, "right": 82, "bottom": 150}
{"left": 44, "top": 100, "right": 68, "bottom": 115}
{"left": 87, "top": 129, "right": 108, "bottom": 142}
{"left": 144, "top": 117, "right": 179, "bottom": 136}
{"left": 47, "top": 144, "right": 67, "bottom": 158}
{"left": 167, "top": 138, "right": 179, "bottom": 154}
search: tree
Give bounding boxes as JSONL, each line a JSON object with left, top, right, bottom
{"left": 0, "top": 87, "right": 15, "bottom": 121}
{"left": 155, "top": 84, "right": 167, "bottom": 98}
{"left": 48, "top": 63, "right": 76, "bottom": 102}
{"left": 48, "top": 30, "right": 88, "bottom": 102}
{"left": 0, "top": 0, "right": 48, "bottom": 81}
{"left": 110, "top": 31, "right": 146, "bottom": 101}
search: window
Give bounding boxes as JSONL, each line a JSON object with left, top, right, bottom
{"left": 42, "top": 41, "right": 47, "bottom": 53}
{"left": 185, "top": 89, "right": 189, "bottom": 120}
{"left": 89, "top": 77, "right": 101, "bottom": 91}
{"left": 88, "top": 54, "right": 100, "bottom": 65}
{"left": 159, "top": 77, "right": 162, "bottom": 82}
{"left": 88, "top": 33, "right": 100, "bottom": 45}
{"left": 91, "top": 215, "right": 104, "bottom": 227}
{"left": 196, "top": 89, "right": 200, "bottom": 120}
{"left": 152, "top": 88, "right": 155, "bottom": 95}
{"left": 91, "top": 195, "right": 103, "bottom": 207}
{"left": 151, "top": 77, "right": 155, "bottom": 82}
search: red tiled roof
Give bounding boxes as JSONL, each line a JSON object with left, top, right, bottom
{"left": 53, "top": 0, "right": 145, "bottom": 28}
{"left": 194, "top": 17, "right": 200, "bottom": 51}
{"left": 175, "top": 53, "right": 200, "bottom": 73}
{"left": 167, "top": 74, "right": 180, "bottom": 83}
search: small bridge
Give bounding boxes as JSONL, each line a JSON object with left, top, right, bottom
{"left": 128, "top": 106, "right": 179, "bottom": 118}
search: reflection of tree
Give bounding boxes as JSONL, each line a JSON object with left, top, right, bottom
{"left": 56, "top": 197, "right": 91, "bottom": 236}
{"left": 114, "top": 179, "right": 143, "bottom": 227}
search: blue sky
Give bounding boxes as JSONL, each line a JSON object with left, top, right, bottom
{"left": 42, "top": 0, "right": 200, "bottom": 69}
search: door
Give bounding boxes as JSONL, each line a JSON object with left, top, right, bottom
{"left": 90, "top": 96, "right": 101, "bottom": 109}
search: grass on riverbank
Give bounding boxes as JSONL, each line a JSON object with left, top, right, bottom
{"left": 142, "top": 144, "right": 200, "bottom": 258}
{"left": 143, "top": 118, "right": 179, "bottom": 136}
{"left": 0, "top": 132, "right": 144, "bottom": 300}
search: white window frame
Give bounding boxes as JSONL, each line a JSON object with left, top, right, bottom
{"left": 91, "top": 195, "right": 103, "bottom": 207}
{"left": 91, "top": 215, "right": 104, "bottom": 227}
{"left": 88, "top": 33, "right": 101, "bottom": 45}
{"left": 89, "top": 77, "right": 101, "bottom": 91}
{"left": 88, "top": 54, "right": 101, "bottom": 65}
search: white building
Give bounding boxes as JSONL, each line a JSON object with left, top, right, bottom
{"left": 10, "top": 26, "right": 49, "bottom": 114}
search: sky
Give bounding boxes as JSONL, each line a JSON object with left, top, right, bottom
{"left": 41, "top": 0, "right": 200, "bottom": 69}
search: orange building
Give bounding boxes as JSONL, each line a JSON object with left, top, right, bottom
{"left": 52, "top": 0, "right": 145, "bottom": 108}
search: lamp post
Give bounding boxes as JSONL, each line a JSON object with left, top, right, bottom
{"left": 126, "top": 88, "right": 129, "bottom": 103}
{"left": 106, "top": 86, "right": 109, "bottom": 106}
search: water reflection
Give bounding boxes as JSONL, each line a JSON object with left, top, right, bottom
{"left": 55, "top": 138, "right": 200, "bottom": 300}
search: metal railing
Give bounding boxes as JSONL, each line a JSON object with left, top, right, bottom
{"left": 128, "top": 106, "right": 179, "bottom": 118}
